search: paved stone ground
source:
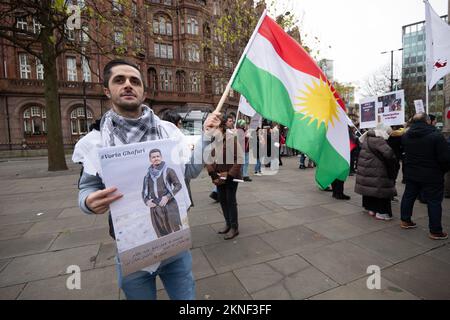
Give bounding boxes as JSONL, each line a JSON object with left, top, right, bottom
{"left": 0, "top": 155, "right": 449, "bottom": 300}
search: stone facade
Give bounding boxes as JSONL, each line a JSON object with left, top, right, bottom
{"left": 0, "top": 0, "right": 246, "bottom": 150}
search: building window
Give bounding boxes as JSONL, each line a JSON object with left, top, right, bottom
{"left": 159, "top": 68, "right": 173, "bottom": 91}
{"left": 213, "top": 1, "right": 220, "bottom": 15}
{"left": 71, "top": 107, "right": 93, "bottom": 135}
{"left": 80, "top": 25, "right": 89, "bottom": 43}
{"left": 187, "top": 18, "right": 199, "bottom": 35}
{"left": 154, "top": 43, "right": 173, "bottom": 59}
{"left": 65, "top": 26, "right": 75, "bottom": 41}
{"left": 176, "top": 70, "right": 186, "bottom": 92}
{"left": 112, "top": 0, "right": 123, "bottom": 12}
{"left": 36, "top": 58, "right": 44, "bottom": 80}
{"left": 16, "top": 17, "right": 27, "bottom": 31}
{"left": 114, "top": 31, "right": 124, "bottom": 46}
{"left": 163, "top": 0, "right": 172, "bottom": 4}
{"left": 187, "top": 44, "right": 200, "bottom": 62}
{"left": 153, "top": 16, "right": 172, "bottom": 36}
{"left": 82, "top": 57, "right": 91, "bottom": 82}
{"left": 66, "top": 57, "right": 77, "bottom": 81}
{"left": 23, "top": 106, "right": 46, "bottom": 135}
{"left": 190, "top": 71, "right": 201, "bottom": 92}
{"left": 148, "top": 68, "right": 157, "bottom": 91}
{"left": 33, "top": 18, "right": 41, "bottom": 34}
{"left": 19, "top": 53, "right": 31, "bottom": 79}
{"left": 131, "top": 1, "right": 137, "bottom": 17}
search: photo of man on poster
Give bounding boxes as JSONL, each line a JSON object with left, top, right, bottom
{"left": 142, "top": 149, "right": 183, "bottom": 238}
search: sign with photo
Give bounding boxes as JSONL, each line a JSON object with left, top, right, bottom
{"left": 359, "top": 90, "right": 405, "bottom": 128}
{"left": 377, "top": 90, "right": 405, "bottom": 126}
{"left": 98, "top": 138, "right": 191, "bottom": 276}
{"left": 359, "top": 98, "right": 377, "bottom": 129}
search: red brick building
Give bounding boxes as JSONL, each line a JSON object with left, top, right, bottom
{"left": 0, "top": 0, "right": 244, "bottom": 150}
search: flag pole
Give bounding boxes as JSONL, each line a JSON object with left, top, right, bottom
{"left": 215, "top": 9, "right": 268, "bottom": 113}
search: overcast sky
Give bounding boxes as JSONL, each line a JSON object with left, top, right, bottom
{"left": 272, "top": 0, "right": 448, "bottom": 99}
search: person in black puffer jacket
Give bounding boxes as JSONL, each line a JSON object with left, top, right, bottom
{"left": 400, "top": 113, "right": 450, "bottom": 240}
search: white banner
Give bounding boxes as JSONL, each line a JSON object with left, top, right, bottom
{"left": 414, "top": 100, "right": 425, "bottom": 114}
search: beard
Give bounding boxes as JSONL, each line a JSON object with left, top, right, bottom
{"left": 113, "top": 96, "right": 144, "bottom": 113}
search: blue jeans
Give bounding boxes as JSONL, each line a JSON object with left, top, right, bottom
{"left": 242, "top": 152, "right": 249, "bottom": 177}
{"left": 254, "top": 159, "right": 261, "bottom": 173}
{"left": 117, "top": 251, "right": 195, "bottom": 300}
{"left": 401, "top": 180, "right": 444, "bottom": 233}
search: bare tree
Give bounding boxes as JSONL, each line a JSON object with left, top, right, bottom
{"left": 360, "top": 63, "right": 402, "bottom": 98}
{"left": 0, "top": 0, "right": 138, "bottom": 171}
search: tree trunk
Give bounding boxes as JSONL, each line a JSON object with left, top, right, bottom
{"left": 41, "top": 36, "right": 68, "bottom": 171}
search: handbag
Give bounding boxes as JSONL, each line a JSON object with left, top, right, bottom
{"left": 367, "top": 137, "right": 399, "bottom": 180}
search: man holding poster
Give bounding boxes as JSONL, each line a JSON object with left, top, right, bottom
{"left": 73, "top": 59, "right": 221, "bottom": 300}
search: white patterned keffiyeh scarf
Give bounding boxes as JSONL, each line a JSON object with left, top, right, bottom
{"left": 100, "top": 105, "right": 163, "bottom": 146}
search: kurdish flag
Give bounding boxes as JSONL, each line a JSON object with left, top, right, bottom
{"left": 231, "top": 12, "right": 350, "bottom": 189}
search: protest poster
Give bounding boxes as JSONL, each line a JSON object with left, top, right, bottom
{"left": 377, "top": 90, "right": 405, "bottom": 126}
{"left": 414, "top": 100, "right": 425, "bottom": 114}
{"left": 359, "top": 97, "right": 377, "bottom": 129}
{"left": 98, "top": 138, "right": 191, "bottom": 276}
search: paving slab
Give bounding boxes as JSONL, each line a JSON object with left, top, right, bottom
{"left": 24, "top": 215, "right": 96, "bottom": 235}
{"left": 195, "top": 272, "right": 251, "bottom": 300}
{"left": 287, "top": 206, "right": 340, "bottom": 225}
{"left": 251, "top": 283, "right": 293, "bottom": 300}
{"left": 320, "top": 202, "right": 364, "bottom": 216}
{"left": 0, "top": 259, "right": 10, "bottom": 273}
{"left": 191, "top": 248, "right": 216, "bottom": 280}
{"left": 382, "top": 255, "right": 450, "bottom": 299}
{"left": 18, "top": 266, "right": 118, "bottom": 300}
{"left": 233, "top": 263, "right": 284, "bottom": 293}
{"left": 236, "top": 202, "right": 278, "bottom": 218}
{"left": 339, "top": 213, "right": 394, "bottom": 232}
{"left": 383, "top": 224, "right": 449, "bottom": 249}
{"left": 49, "top": 227, "right": 113, "bottom": 251}
{"left": 310, "top": 277, "right": 419, "bottom": 300}
{"left": 283, "top": 266, "right": 339, "bottom": 300}
{"left": 304, "top": 217, "right": 370, "bottom": 242}
{"left": 257, "top": 212, "right": 305, "bottom": 230}
{"left": 94, "top": 243, "right": 117, "bottom": 268}
{"left": 57, "top": 207, "right": 84, "bottom": 219}
{"left": 273, "top": 194, "right": 333, "bottom": 211}
{"left": 300, "top": 241, "right": 392, "bottom": 285}
{"left": 259, "top": 225, "right": 332, "bottom": 256}
{"left": 0, "top": 222, "right": 34, "bottom": 240}
{"left": 349, "top": 230, "right": 429, "bottom": 264}
{"left": 211, "top": 217, "right": 275, "bottom": 238}
{"left": 0, "top": 208, "right": 62, "bottom": 226}
{"left": 424, "top": 244, "right": 450, "bottom": 265}
{"left": 202, "top": 236, "right": 280, "bottom": 274}
{"left": 0, "top": 233, "right": 57, "bottom": 259}
{"left": 0, "top": 284, "right": 25, "bottom": 300}
{"left": 0, "top": 244, "right": 99, "bottom": 287}
{"left": 190, "top": 225, "right": 224, "bottom": 248}
{"left": 266, "top": 255, "right": 311, "bottom": 277}
{"left": 188, "top": 210, "right": 224, "bottom": 227}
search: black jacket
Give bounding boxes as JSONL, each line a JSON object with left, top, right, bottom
{"left": 402, "top": 122, "right": 450, "bottom": 183}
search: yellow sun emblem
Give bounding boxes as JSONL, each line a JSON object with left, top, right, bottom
{"left": 295, "top": 77, "right": 339, "bottom": 129}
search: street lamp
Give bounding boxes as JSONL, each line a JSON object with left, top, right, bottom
{"left": 381, "top": 48, "right": 403, "bottom": 92}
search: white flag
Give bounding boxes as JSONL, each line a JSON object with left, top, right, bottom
{"left": 425, "top": 0, "right": 450, "bottom": 90}
{"left": 238, "top": 95, "right": 256, "bottom": 117}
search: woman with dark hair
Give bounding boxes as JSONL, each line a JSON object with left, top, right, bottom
{"left": 206, "top": 117, "right": 243, "bottom": 240}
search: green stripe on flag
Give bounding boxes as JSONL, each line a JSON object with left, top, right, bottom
{"left": 232, "top": 57, "right": 349, "bottom": 189}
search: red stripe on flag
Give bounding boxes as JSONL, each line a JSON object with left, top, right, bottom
{"left": 258, "top": 16, "right": 346, "bottom": 112}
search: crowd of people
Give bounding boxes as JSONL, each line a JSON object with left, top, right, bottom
{"left": 74, "top": 59, "right": 450, "bottom": 300}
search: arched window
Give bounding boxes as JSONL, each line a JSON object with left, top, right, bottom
{"left": 187, "top": 18, "right": 198, "bottom": 35}
{"left": 23, "top": 106, "right": 46, "bottom": 135}
{"left": 153, "top": 15, "right": 172, "bottom": 36}
{"left": 190, "top": 71, "right": 201, "bottom": 93}
{"left": 148, "top": 68, "right": 157, "bottom": 91}
{"left": 176, "top": 70, "right": 186, "bottom": 92}
{"left": 159, "top": 68, "right": 173, "bottom": 91}
{"left": 187, "top": 44, "right": 200, "bottom": 62}
{"left": 70, "top": 107, "right": 93, "bottom": 135}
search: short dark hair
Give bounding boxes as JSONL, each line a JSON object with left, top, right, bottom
{"left": 149, "top": 149, "right": 162, "bottom": 157}
{"left": 412, "top": 112, "right": 429, "bottom": 123}
{"left": 429, "top": 114, "right": 436, "bottom": 122}
{"left": 161, "top": 110, "right": 182, "bottom": 126}
{"left": 103, "top": 59, "right": 145, "bottom": 89}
